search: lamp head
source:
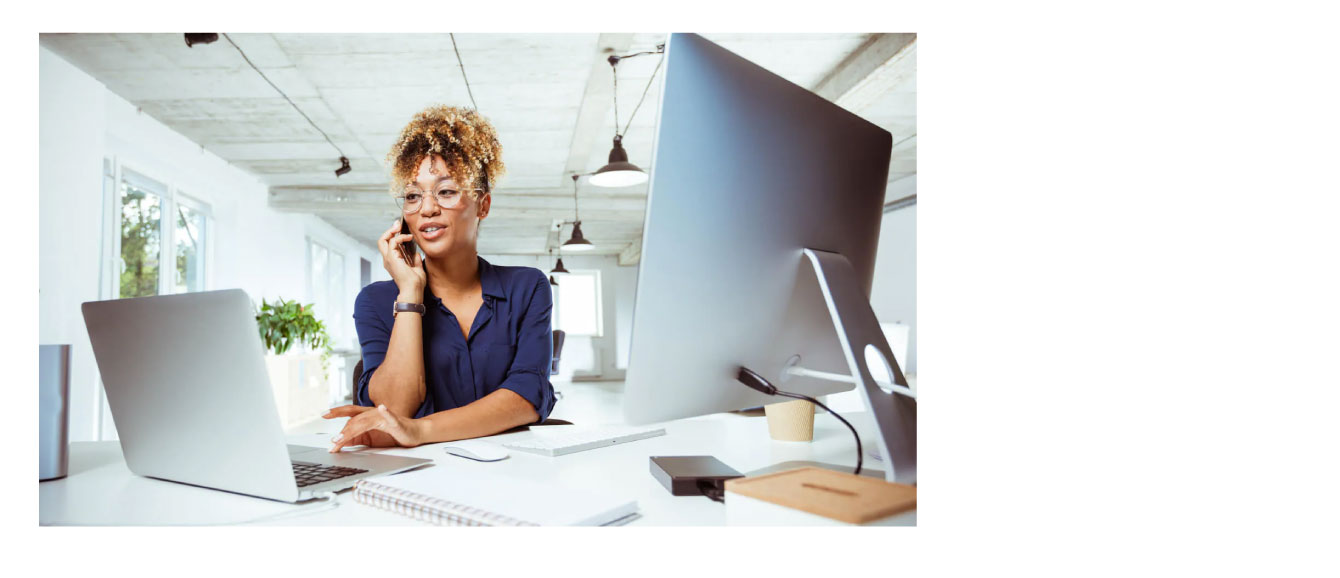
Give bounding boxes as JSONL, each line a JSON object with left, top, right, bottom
{"left": 562, "top": 221, "right": 595, "bottom": 252}
{"left": 589, "top": 135, "right": 648, "bottom": 187}
{"left": 551, "top": 257, "right": 570, "bottom": 274}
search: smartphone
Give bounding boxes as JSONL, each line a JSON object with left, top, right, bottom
{"left": 396, "top": 219, "right": 418, "bottom": 267}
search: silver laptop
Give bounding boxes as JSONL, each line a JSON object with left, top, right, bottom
{"left": 82, "top": 289, "right": 430, "bottom": 502}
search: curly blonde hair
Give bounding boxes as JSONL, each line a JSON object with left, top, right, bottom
{"left": 386, "top": 105, "right": 505, "bottom": 196}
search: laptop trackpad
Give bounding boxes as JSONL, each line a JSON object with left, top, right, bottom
{"left": 287, "top": 444, "right": 324, "bottom": 457}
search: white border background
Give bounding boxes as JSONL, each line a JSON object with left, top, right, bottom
{"left": 8, "top": 1, "right": 1339, "bottom": 575}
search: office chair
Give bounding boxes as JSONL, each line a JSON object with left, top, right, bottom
{"left": 551, "top": 329, "right": 565, "bottom": 375}
{"left": 354, "top": 358, "right": 571, "bottom": 427}
{"left": 351, "top": 359, "right": 363, "bottom": 403}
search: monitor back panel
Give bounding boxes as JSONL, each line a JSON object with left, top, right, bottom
{"left": 625, "top": 33, "right": 893, "bottom": 423}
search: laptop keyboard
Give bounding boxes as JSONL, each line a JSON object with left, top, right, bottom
{"left": 291, "top": 461, "right": 368, "bottom": 488}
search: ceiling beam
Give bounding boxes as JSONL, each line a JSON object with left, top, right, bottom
{"left": 560, "top": 34, "right": 635, "bottom": 186}
{"left": 269, "top": 199, "right": 647, "bottom": 221}
{"left": 812, "top": 33, "right": 916, "bottom": 111}
{"left": 269, "top": 185, "right": 646, "bottom": 199}
{"left": 618, "top": 237, "right": 642, "bottom": 266}
{"left": 269, "top": 188, "right": 647, "bottom": 214}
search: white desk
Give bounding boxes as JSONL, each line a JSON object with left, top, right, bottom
{"left": 39, "top": 411, "right": 883, "bottom": 526}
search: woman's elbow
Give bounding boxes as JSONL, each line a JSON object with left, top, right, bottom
{"left": 516, "top": 400, "right": 541, "bottom": 426}
{"left": 501, "top": 389, "right": 541, "bottom": 426}
{"left": 368, "top": 369, "right": 425, "bottom": 406}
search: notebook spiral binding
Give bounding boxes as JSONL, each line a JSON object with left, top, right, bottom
{"left": 353, "top": 479, "right": 537, "bottom": 526}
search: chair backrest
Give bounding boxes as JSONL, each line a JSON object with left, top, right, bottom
{"left": 352, "top": 359, "right": 363, "bottom": 400}
{"left": 551, "top": 329, "right": 566, "bottom": 375}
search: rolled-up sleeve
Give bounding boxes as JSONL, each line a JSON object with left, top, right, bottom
{"left": 353, "top": 286, "right": 431, "bottom": 417}
{"left": 496, "top": 273, "right": 556, "bottom": 422}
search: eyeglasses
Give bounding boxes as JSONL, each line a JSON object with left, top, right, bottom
{"left": 394, "top": 188, "right": 485, "bottom": 214}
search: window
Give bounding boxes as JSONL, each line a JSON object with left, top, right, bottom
{"left": 117, "top": 170, "right": 164, "bottom": 298}
{"left": 173, "top": 196, "right": 208, "bottom": 294}
{"left": 110, "top": 164, "right": 212, "bottom": 298}
{"left": 307, "top": 238, "right": 345, "bottom": 342}
{"left": 554, "top": 269, "right": 603, "bottom": 337}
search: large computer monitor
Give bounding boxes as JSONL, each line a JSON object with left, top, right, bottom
{"left": 622, "top": 33, "right": 916, "bottom": 483}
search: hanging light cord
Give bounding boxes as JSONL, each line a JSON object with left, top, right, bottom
{"left": 222, "top": 33, "right": 345, "bottom": 158}
{"left": 610, "top": 44, "right": 666, "bottom": 138}
{"left": 571, "top": 174, "right": 581, "bottom": 221}
{"left": 612, "top": 62, "right": 620, "bottom": 137}
{"left": 622, "top": 53, "right": 665, "bottom": 137}
{"left": 449, "top": 33, "right": 479, "bottom": 111}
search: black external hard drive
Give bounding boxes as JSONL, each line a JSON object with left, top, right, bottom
{"left": 650, "top": 456, "right": 744, "bottom": 496}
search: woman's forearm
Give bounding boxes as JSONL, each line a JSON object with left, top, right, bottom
{"left": 368, "top": 289, "right": 427, "bottom": 416}
{"left": 416, "top": 388, "right": 540, "bottom": 443}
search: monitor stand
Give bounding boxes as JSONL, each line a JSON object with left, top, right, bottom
{"left": 793, "top": 248, "right": 917, "bottom": 485}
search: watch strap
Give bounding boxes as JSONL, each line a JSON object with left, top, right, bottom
{"left": 393, "top": 301, "right": 426, "bottom": 316}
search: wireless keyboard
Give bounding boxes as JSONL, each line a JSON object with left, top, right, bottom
{"left": 501, "top": 425, "right": 667, "bottom": 457}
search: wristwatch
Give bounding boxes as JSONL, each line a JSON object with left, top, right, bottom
{"left": 393, "top": 301, "right": 426, "bottom": 317}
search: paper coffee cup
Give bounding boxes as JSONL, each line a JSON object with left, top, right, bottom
{"left": 764, "top": 399, "right": 816, "bottom": 442}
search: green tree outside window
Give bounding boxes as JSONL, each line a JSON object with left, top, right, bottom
{"left": 119, "top": 184, "right": 160, "bottom": 299}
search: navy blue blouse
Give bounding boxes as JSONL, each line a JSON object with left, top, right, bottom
{"left": 352, "top": 257, "right": 556, "bottom": 422}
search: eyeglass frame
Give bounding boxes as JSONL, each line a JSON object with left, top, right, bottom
{"left": 394, "top": 162, "right": 492, "bottom": 215}
{"left": 393, "top": 187, "right": 488, "bottom": 214}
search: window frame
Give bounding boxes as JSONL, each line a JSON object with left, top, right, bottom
{"left": 172, "top": 192, "right": 212, "bottom": 294}
{"left": 104, "top": 158, "right": 214, "bottom": 299}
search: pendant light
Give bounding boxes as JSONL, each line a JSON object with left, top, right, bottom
{"left": 562, "top": 174, "right": 595, "bottom": 252}
{"left": 589, "top": 47, "right": 664, "bottom": 188}
{"left": 589, "top": 135, "right": 646, "bottom": 187}
{"left": 550, "top": 243, "right": 570, "bottom": 275}
{"left": 548, "top": 249, "right": 560, "bottom": 285}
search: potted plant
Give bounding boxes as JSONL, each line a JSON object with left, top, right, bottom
{"left": 255, "top": 298, "right": 334, "bottom": 428}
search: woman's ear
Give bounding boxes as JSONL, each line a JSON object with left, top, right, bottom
{"left": 476, "top": 192, "right": 491, "bottom": 220}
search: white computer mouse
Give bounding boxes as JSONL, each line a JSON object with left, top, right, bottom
{"left": 441, "top": 440, "right": 510, "bottom": 462}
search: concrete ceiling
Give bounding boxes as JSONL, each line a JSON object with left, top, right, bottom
{"left": 40, "top": 33, "right": 916, "bottom": 260}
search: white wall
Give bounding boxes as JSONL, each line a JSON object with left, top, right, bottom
{"left": 39, "top": 48, "right": 108, "bottom": 443}
{"left": 869, "top": 175, "right": 918, "bottom": 374}
{"left": 39, "top": 47, "right": 382, "bottom": 441}
{"left": 482, "top": 253, "right": 635, "bottom": 381}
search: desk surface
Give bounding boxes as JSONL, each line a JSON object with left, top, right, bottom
{"left": 39, "top": 411, "right": 882, "bottom": 526}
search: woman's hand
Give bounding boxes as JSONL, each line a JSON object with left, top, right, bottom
{"left": 377, "top": 219, "right": 426, "bottom": 298}
{"left": 323, "top": 404, "right": 427, "bottom": 452}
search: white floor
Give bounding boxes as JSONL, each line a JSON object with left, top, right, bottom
{"left": 549, "top": 379, "right": 628, "bottom": 425}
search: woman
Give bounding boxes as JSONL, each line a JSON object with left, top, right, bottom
{"left": 325, "top": 105, "right": 556, "bottom": 452}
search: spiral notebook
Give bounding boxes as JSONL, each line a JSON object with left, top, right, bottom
{"left": 353, "top": 467, "right": 638, "bottom": 526}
